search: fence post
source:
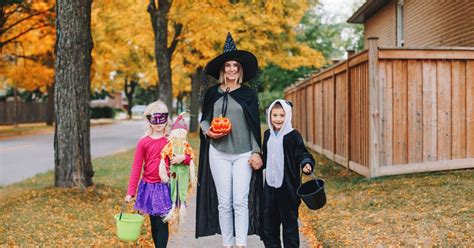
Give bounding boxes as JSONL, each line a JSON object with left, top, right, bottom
{"left": 346, "top": 50, "right": 354, "bottom": 169}
{"left": 368, "top": 37, "right": 381, "bottom": 178}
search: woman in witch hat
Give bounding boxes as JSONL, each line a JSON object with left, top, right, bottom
{"left": 195, "top": 32, "right": 264, "bottom": 247}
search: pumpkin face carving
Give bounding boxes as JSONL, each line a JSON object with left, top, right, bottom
{"left": 211, "top": 116, "right": 232, "bottom": 134}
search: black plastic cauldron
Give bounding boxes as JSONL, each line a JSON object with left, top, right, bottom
{"left": 297, "top": 173, "right": 326, "bottom": 210}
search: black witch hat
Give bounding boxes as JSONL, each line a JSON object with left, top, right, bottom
{"left": 205, "top": 32, "right": 258, "bottom": 83}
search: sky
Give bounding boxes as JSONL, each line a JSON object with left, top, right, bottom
{"left": 318, "top": 0, "right": 365, "bottom": 24}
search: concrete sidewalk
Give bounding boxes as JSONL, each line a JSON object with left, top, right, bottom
{"left": 167, "top": 190, "right": 311, "bottom": 247}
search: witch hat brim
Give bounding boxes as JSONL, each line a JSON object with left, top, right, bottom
{"left": 205, "top": 50, "right": 258, "bottom": 83}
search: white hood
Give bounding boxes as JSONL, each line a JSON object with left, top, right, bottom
{"left": 265, "top": 99, "right": 293, "bottom": 188}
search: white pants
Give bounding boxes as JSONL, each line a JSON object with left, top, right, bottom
{"left": 209, "top": 145, "right": 253, "bottom": 246}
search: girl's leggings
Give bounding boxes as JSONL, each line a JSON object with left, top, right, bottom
{"left": 150, "top": 215, "right": 168, "bottom": 248}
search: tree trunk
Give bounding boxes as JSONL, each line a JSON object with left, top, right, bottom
{"left": 148, "top": 0, "right": 173, "bottom": 113}
{"left": 54, "top": 0, "right": 94, "bottom": 188}
{"left": 189, "top": 67, "right": 202, "bottom": 132}
{"left": 46, "top": 83, "right": 54, "bottom": 125}
{"left": 148, "top": 0, "right": 182, "bottom": 115}
{"left": 124, "top": 77, "right": 137, "bottom": 119}
{"left": 13, "top": 86, "right": 18, "bottom": 127}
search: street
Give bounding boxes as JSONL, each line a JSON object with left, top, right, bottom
{"left": 0, "top": 120, "right": 144, "bottom": 186}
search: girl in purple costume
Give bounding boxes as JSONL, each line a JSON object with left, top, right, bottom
{"left": 125, "top": 100, "right": 192, "bottom": 247}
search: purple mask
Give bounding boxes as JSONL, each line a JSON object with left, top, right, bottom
{"left": 146, "top": 113, "right": 168, "bottom": 125}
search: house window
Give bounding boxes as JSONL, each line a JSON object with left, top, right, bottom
{"left": 397, "top": 0, "right": 404, "bottom": 47}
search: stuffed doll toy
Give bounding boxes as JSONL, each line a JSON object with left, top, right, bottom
{"left": 159, "top": 113, "right": 196, "bottom": 222}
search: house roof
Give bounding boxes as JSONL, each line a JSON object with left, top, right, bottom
{"left": 347, "top": 0, "right": 392, "bottom": 23}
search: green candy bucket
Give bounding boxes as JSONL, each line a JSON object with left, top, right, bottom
{"left": 114, "top": 212, "right": 144, "bottom": 241}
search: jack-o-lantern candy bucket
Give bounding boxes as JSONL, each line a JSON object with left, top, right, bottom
{"left": 211, "top": 116, "right": 232, "bottom": 134}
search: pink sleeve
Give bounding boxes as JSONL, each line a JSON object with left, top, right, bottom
{"left": 127, "top": 141, "right": 144, "bottom": 196}
{"left": 182, "top": 154, "right": 192, "bottom": 165}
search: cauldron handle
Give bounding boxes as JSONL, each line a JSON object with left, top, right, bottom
{"left": 299, "top": 169, "right": 323, "bottom": 189}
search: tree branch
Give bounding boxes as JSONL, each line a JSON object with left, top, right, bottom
{"left": 147, "top": 0, "right": 156, "bottom": 14}
{"left": 0, "top": 8, "right": 51, "bottom": 36}
{"left": 168, "top": 22, "right": 182, "bottom": 59}
{"left": 3, "top": 4, "right": 22, "bottom": 19}
{"left": 0, "top": 23, "right": 49, "bottom": 48}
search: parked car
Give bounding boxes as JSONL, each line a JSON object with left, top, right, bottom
{"left": 131, "top": 105, "right": 146, "bottom": 118}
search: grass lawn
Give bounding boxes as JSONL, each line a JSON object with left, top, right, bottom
{"left": 0, "top": 119, "right": 117, "bottom": 139}
{"left": 0, "top": 123, "right": 54, "bottom": 138}
{"left": 300, "top": 151, "right": 473, "bottom": 246}
{"left": 1, "top": 131, "right": 472, "bottom": 246}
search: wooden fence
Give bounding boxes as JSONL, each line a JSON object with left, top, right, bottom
{"left": 284, "top": 37, "right": 474, "bottom": 177}
{"left": 0, "top": 101, "right": 49, "bottom": 124}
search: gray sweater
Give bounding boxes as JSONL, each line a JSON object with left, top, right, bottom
{"left": 201, "top": 88, "right": 260, "bottom": 154}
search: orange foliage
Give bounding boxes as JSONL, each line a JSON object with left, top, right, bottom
{"left": 2, "top": 1, "right": 325, "bottom": 97}
{"left": 1, "top": 1, "right": 55, "bottom": 92}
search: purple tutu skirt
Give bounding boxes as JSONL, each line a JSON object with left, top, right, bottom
{"left": 134, "top": 181, "right": 172, "bottom": 216}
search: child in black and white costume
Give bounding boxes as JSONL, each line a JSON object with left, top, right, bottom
{"left": 262, "top": 99, "right": 315, "bottom": 248}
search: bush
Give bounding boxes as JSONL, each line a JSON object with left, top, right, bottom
{"left": 90, "top": 106, "right": 116, "bottom": 119}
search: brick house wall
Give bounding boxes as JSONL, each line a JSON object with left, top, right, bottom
{"left": 363, "top": 0, "right": 396, "bottom": 48}
{"left": 361, "top": 0, "right": 474, "bottom": 48}
{"left": 403, "top": 0, "right": 474, "bottom": 47}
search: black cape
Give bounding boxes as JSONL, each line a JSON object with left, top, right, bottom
{"left": 195, "top": 84, "right": 264, "bottom": 238}
{"left": 262, "top": 129, "right": 315, "bottom": 196}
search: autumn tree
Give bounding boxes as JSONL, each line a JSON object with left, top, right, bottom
{"left": 54, "top": 0, "right": 94, "bottom": 188}
{"left": 147, "top": 0, "right": 181, "bottom": 113}
{"left": 91, "top": 0, "right": 156, "bottom": 118}
{"left": 91, "top": 1, "right": 324, "bottom": 131}
{"left": 0, "top": 0, "right": 55, "bottom": 125}
{"left": 169, "top": 1, "right": 325, "bottom": 131}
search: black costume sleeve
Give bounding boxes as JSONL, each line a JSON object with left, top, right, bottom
{"left": 262, "top": 129, "right": 270, "bottom": 169}
{"left": 294, "top": 130, "right": 315, "bottom": 174}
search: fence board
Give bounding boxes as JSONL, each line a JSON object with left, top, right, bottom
{"left": 451, "top": 61, "right": 467, "bottom": 159}
{"left": 349, "top": 51, "right": 368, "bottom": 67}
{"left": 361, "top": 64, "right": 366, "bottom": 166}
{"left": 307, "top": 84, "right": 314, "bottom": 145}
{"left": 359, "top": 65, "right": 363, "bottom": 165}
{"left": 323, "top": 79, "right": 328, "bottom": 150}
{"left": 365, "top": 62, "right": 370, "bottom": 167}
{"left": 335, "top": 72, "right": 347, "bottom": 157}
{"left": 350, "top": 67, "right": 356, "bottom": 163}
{"left": 379, "top": 49, "right": 474, "bottom": 60}
{"left": 393, "top": 60, "right": 408, "bottom": 165}
{"left": 352, "top": 66, "right": 360, "bottom": 164}
{"left": 0, "top": 102, "right": 49, "bottom": 124}
{"left": 407, "top": 60, "right": 423, "bottom": 163}
{"left": 328, "top": 77, "right": 335, "bottom": 153}
{"left": 299, "top": 89, "right": 304, "bottom": 138}
{"left": 378, "top": 60, "right": 386, "bottom": 166}
{"left": 303, "top": 86, "right": 308, "bottom": 141}
{"left": 467, "top": 61, "right": 474, "bottom": 157}
{"left": 423, "top": 61, "right": 438, "bottom": 162}
{"left": 363, "top": 62, "right": 369, "bottom": 167}
{"left": 316, "top": 82, "right": 324, "bottom": 147}
{"left": 437, "top": 61, "right": 452, "bottom": 160}
{"left": 382, "top": 61, "right": 393, "bottom": 166}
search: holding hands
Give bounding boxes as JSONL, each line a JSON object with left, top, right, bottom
{"left": 248, "top": 153, "right": 263, "bottom": 170}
